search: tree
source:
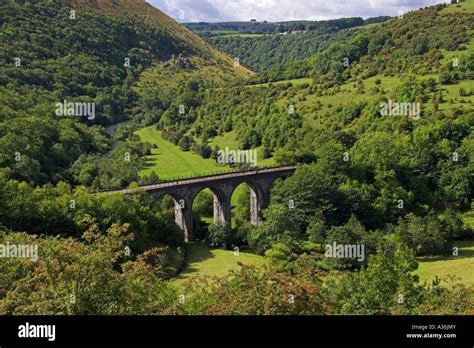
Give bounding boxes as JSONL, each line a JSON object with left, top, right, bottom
{"left": 324, "top": 237, "right": 472, "bottom": 314}
{"left": 396, "top": 211, "right": 463, "bottom": 256}
{"left": 270, "top": 163, "right": 345, "bottom": 232}
{"left": 178, "top": 135, "right": 193, "bottom": 151}
{"left": 248, "top": 204, "right": 300, "bottom": 252}
{"left": 324, "top": 215, "right": 367, "bottom": 269}
{"left": 325, "top": 237, "right": 423, "bottom": 314}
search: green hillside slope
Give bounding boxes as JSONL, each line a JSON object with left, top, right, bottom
{"left": 0, "top": 0, "right": 251, "bottom": 187}
{"left": 252, "top": 1, "right": 474, "bottom": 83}
{"left": 71, "top": 0, "right": 253, "bottom": 78}
{"left": 206, "top": 19, "right": 367, "bottom": 72}
{"left": 164, "top": 0, "right": 474, "bottom": 158}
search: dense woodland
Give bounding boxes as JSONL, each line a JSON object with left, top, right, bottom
{"left": 0, "top": 0, "right": 473, "bottom": 315}
{"left": 206, "top": 18, "right": 375, "bottom": 72}
{"left": 0, "top": 1, "right": 192, "bottom": 187}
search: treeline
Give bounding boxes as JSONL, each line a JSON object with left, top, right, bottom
{"left": 0, "top": 175, "right": 184, "bottom": 252}
{"left": 273, "top": 16, "right": 390, "bottom": 34}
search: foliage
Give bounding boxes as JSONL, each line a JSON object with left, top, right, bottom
{"left": 247, "top": 204, "right": 301, "bottom": 252}
{"left": 207, "top": 222, "right": 232, "bottom": 248}
{"left": 0, "top": 225, "right": 179, "bottom": 315}
{"left": 182, "top": 264, "right": 327, "bottom": 315}
{"left": 0, "top": 1, "right": 191, "bottom": 185}
{"left": 0, "top": 0, "right": 473, "bottom": 316}
{"left": 396, "top": 210, "right": 468, "bottom": 256}
{"left": 0, "top": 176, "right": 184, "bottom": 252}
{"left": 324, "top": 237, "right": 472, "bottom": 314}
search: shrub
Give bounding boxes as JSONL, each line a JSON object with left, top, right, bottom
{"left": 207, "top": 222, "right": 231, "bottom": 248}
{"left": 182, "top": 265, "right": 327, "bottom": 315}
{"left": 395, "top": 211, "right": 460, "bottom": 256}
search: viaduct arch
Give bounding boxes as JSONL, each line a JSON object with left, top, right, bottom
{"left": 106, "top": 166, "right": 296, "bottom": 242}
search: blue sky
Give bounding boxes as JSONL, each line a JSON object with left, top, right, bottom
{"left": 148, "top": 0, "right": 449, "bottom": 23}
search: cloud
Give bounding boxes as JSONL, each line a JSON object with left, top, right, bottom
{"left": 148, "top": 0, "right": 449, "bottom": 22}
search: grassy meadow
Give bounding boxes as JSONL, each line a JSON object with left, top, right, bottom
{"left": 416, "top": 241, "right": 474, "bottom": 287}
{"left": 135, "top": 126, "right": 228, "bottom": 179}
{"left": 136, "top": 126, "right": 275, "bottom": 179}
{"left": 171, "top": 243, "right": 266, "bottom": 288}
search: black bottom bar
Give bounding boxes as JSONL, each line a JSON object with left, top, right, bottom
{"left": 1, "top": 315, "right": 473, "bottom": 346}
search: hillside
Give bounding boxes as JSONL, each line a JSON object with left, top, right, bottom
{"left": 147, "top": 0, "right": 474, "bottom": 235}
{"left": 203, "top": 17, "right": 385, "bottom": 72}
{"left": 70, "top": 0, "right": 252, "bottom": 77}
{"left": 0, "top": 0, "right": 251, "bottom": 187}
{"left": 249, "top": 2, "right": 474, "bottom": 83}
{"left": 161, "top": 1, "right": 474, "bottom": 156}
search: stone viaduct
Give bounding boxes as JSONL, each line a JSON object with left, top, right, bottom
{"left": 107, "top": 166, "right": 296, "bottom": 242}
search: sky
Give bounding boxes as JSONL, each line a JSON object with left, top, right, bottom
{"left": 148, "top": 0, "right": 449, "bottom": 23}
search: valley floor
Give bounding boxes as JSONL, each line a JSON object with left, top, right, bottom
{"left": 135, "top": 126, "right": 228, "bottom": 179}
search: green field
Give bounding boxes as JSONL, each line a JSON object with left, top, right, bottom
{"left": 203, "top": 31, "right": 271, "bottom": 38}
{"left": 135, "top": 126, "right": 228, "bottom": 179}
{"left": 208, "top": 32, "right": 270, "bottom": 38}
{"left": 415, "top": 202, "right": 474, "bottom": 287}
{"left": 416, "top": 241, "right": 474, "bottom": 287}
{"left": 206, "top": 30, "right": 240, "bottom": 36}
{"left": 246, "top": 77, "right": 313, "bottom": 88}
{"left": 223, "top": 33, "right": 269, "bottom": 38}
{"left": 171, "top": 242, "right": 266, "bottom": 288}
{"left": 441, "top": 0, "right": 474, "bottom": 14}
{"left": 172, "top": 240, "right": 474, "bottom": 290}
{"left": 136, "top": 126, "right": 275, "bottom": 179}
{"left": 209, "top": 131, "right": 276, "bottom": 167}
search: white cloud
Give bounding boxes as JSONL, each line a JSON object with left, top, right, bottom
{"left": 148, "top": 0, "right": 449, "bottom": 22}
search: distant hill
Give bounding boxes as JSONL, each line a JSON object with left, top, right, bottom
{"left": 251, "top": 1, "right": 474, "bottom": 83}
{"left": 185, "top": 17, "right": 391, "bottom": 72}
{"left": 184, "top": 16, "right": 391, "bottom": 36}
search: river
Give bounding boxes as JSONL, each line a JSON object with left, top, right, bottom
{"left": 104, "top": 121, "right": 129, "bottom": 156}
